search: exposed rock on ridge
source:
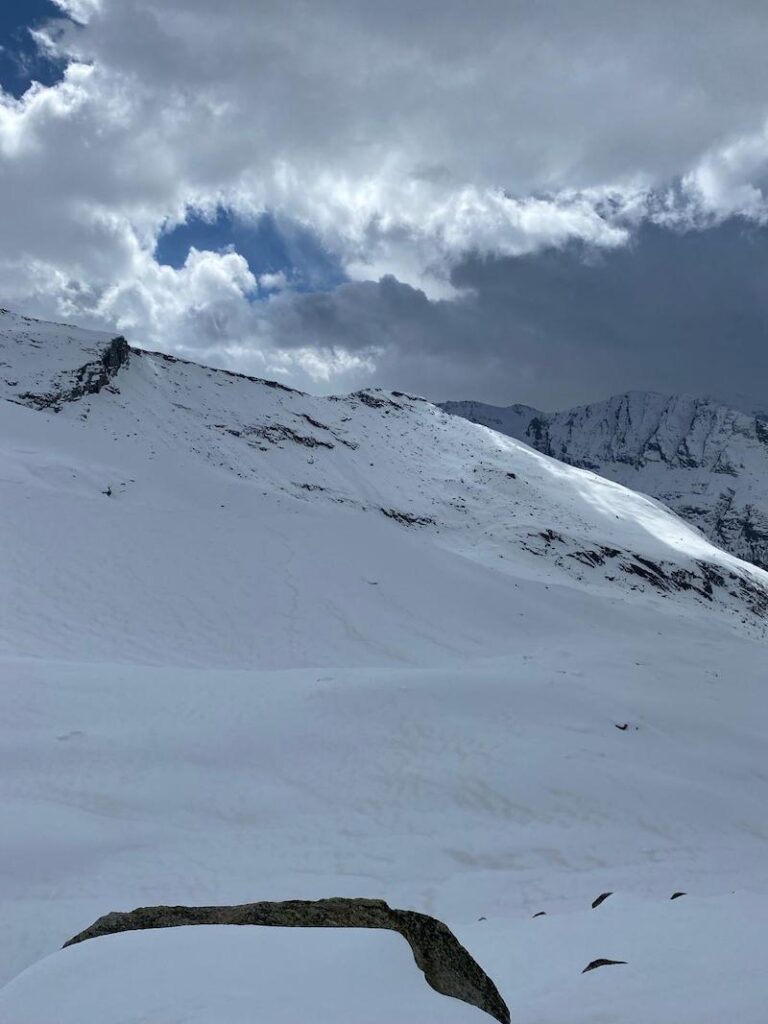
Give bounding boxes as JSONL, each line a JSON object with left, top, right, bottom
{"left": 63, "top": 897, "right": 510, "bottom": 1024}
{"left": 18, "top": 336, "right": 131, "bottom": 411}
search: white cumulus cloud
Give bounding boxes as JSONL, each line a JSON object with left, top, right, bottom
{"left": 2, "top": 0, "right": 768, "bottom": 388}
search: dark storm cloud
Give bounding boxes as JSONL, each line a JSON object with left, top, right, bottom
{"left": 4, "top": 0, "right": 768, "bottom": 397}
{"left": 265, "top": 220, "right": 768, "bottom": 408}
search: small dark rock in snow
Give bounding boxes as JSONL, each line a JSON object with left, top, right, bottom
{"left": 591, "top": 892, "right": 613, "bottom": 909}
{"left": 380, "top": 508, "right": 436, "bottom": 527}
{"left": 582, "top": 958, "right": 627, "bottom": 974}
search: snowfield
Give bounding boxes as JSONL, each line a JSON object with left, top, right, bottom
{"left": 1, "top": 310, "right": 767, "bottom": 1020}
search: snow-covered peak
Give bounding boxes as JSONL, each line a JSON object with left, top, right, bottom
{"left": 440, "top": 399, "right": 541, "bottom": 440}
{"left": 441, "top": 390, "right": 768, "bottom": 570}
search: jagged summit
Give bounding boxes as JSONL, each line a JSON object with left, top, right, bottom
{"left": 442, "top": 390, "right": 768, "bottom": 570}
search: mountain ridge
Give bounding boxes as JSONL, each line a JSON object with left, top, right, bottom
{"left": 2, "top": 307, "right": 768, "bottom": 652}
{"left": 441, "top": 390, "right": 768, "bottom": 570}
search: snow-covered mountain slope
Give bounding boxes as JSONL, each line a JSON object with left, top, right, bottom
{"left": 3, "top": 307, "right": 768, "bottom": 663}
{"left": 442, "top": 391, "right": 768, "bottom": 570}
{"left": 2, "top": 309, "right": 768, "bottom": 1022}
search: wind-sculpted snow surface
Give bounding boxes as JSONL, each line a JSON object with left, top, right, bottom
{"left": 2, "top": 310, "right": 768, "bottom": 1021}
{"left": 442, "top": 392, "right": 768, "bottom": 570}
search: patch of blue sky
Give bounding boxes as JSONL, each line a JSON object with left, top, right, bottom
{"left": 0, "top": 1, "right": 71, "bottom": 98}
{"left": 155, "top": 208, "right": 347, "bottom": 297}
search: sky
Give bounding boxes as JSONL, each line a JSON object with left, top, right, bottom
{"left": 2, "top": 1, "right": 768, "bottom": 407}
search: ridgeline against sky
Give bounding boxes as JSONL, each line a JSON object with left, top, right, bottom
{"left": 2, "top": 0, "right": 768, "bottom": 405}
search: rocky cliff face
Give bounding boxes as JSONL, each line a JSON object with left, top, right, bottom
{"left": 1, "top": 309, "right": 130, "bottom": 411}
{"left": 441, "top": 392, "right": 768, "bottom": 569}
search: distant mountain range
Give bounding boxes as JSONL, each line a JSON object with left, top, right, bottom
{"left": 441, "top": 392, "right": 768, "bottom": 569}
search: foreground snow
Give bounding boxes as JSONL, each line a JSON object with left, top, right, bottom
{"left": 2, "top": 629, "right": 766, "bottom": 1019}
{"left": 461, "top": 891, "right": 768, "bottom": 1024}
{"left": 3, "top": 892, "right": 765, "bottom": 1019}
{"left": 0, "top": 926, "right": 484, "bottom": 1023}
{"left": 2, "top": 893, "right": 766, "bottom": 1023}
{"left": 1, "top": 311, "right": 767, "bottom": 1020}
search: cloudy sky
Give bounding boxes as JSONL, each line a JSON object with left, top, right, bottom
{"left": 2, "top": 0, "right": 768, "bottom": 407}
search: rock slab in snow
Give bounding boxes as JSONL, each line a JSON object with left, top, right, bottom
{"left": 64, "top": 897, "right": 510, "bottom": 1024}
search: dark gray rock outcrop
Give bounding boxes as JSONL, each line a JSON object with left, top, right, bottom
{"left": 64, "top": 897, "right": 510, "bottom": 1023}
{"left": 19, "top": 335, "right": 131, "bottom": 411}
